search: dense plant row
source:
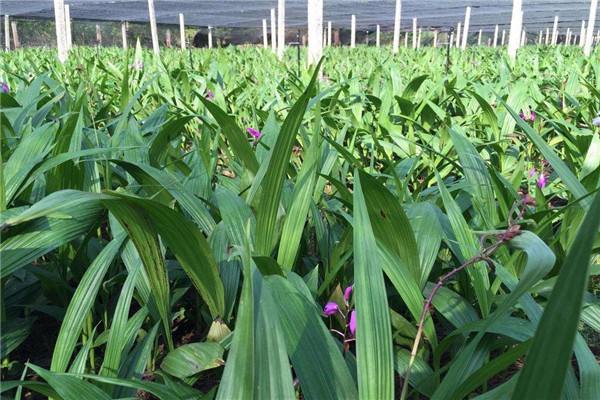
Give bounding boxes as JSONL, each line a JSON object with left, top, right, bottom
{"left": 1, "top": 44, "right": 599, "bottom": 399}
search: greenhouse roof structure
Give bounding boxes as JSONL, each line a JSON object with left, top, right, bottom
{"left": 1, "top": 0, "right": 599, "bottom": 31}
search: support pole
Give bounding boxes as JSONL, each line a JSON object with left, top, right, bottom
{"left": 96, "top": 24, "right": 102, "bottom": 46}
{"left": 350, "top": 14, "right": 356, "bottom": 48}
{"left": 450, "top": 32, "right": 454, "bottom": 48}
{"left": 11, "top": 21, "right": 19, "bottom": 49}
{"left": 277, "top": 0, "right": 285, "bottom": 59}
{"left": 307, "top": 0, "right": 323, "bottom": 65}
{"left": 122, "top": 21, "right": 128, "bottom": 50}
{"left": 478, "top": 29, "right": 482, "bottom": 45}
{"left": 53, "top": 0, "right": 67, "bottom": 62}
{"left": 461, "top": 6, "right": 471, "bottom": 49}
{"left": 579, "top": 20, "right": 586, "bottom": 46}
{"left": 551, "top": 15, "right": 559, "bottom": 45}
{"left": 456, "top": 22, "right": 461, "bottom": 47}
{"left": 433, "top": 30, "right": 438, "bottom": 47}
{"left": 179, "top": 13, "right": 186, "bottom": 50}
{"left": 545, "top": 27, "right": 550, "bottom": 44}
{"left": 521, "top": 29, "right": 526, "bottom": 46}
{"left": 271, "top": 8, "right": 277, "bottom": 52}
{"left": 148, "top": 0, "right": 159, "bottom": 54}
{"left": 376, "top": 24, "right": 380, "bottom": 47}
{"left": 583, "top": 0, "right": 597, "bottom": 56}
{"left": 417, "top": 28, "right": 422, "bottom": 48}
{"left": 493, "top": 24, "right": 498, "bottom": 47}
{"left": 4, "top": 15, "right": 9, "bottom": 51}
{"left": 404, "top": 31, "right": 408, "bottom": 47}
{"left": 412, "top": 17, "right": 417, "bottom": 49}
{"left": 507, "top": 0, "right": 522, "bottom": 61}
{"left": 262, "top": 18, "right": 268, "bottom": 48}
{"left": 327, "top": 21, "right": 332, "bottom": 46}
{"left": 501, "top": 29, "right": 506, "bottom": 46}
{"left": 538, "top": 29, "right": 542, "bottom": 45}
{"left": 392, "top": 0, "right": 401, "bottom": 53}
{"left": 208, "top": 26, "right": 213, "bottom": 49}
{"left": 64, "top": 5, "right": 72, "bottom": 50}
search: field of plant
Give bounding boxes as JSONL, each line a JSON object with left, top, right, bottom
{"left": 1, "top": 44, "right": 600, "bottom": 399}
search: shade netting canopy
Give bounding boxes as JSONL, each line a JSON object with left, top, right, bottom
{"left": 1, "top": 0, "right": 599, "bottom": 31}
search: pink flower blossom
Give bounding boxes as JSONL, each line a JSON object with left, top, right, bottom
{"left": 537, "top": 173, "right": 547, "bottom": 189}
{"left": 323, "top": 302, "right": 339, "bottom": 316}
{"left": 348, "top": 310, "right": 356, "bottom": 336}
{"left": 246, "top": 127, "right": 262, "bottom": 140}
{"left": 343, "top": 285, "right": 353, "bottom": 303}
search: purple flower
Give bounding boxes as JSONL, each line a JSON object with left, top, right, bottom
{"left": 520, "top": 110, "right": 536, "bottom": 122}
{"left": 343, "top": 285, "right": 353, "bottom": 303}
{"left": 0, "top": 81, "right": 9, "bottom": 93}
{"left": 246, "top": 127, "right": 262, "bottom": 140}
{"left": 528, "top": 168, "right": 536, "bottom": 178}
{"left": 593, "top": 116, "right": 600, "bottom": 127}
{"left": 323, "top": 302, "right": 339, "bottom": 316}
{"left": 205, "top": 90, "right": 214, "bottom": 100}
{"left": 537, "top": 173, "right": 547, "bottom": 189}
{"left": 348, "top": 310, "right": 356, "bottom": 336}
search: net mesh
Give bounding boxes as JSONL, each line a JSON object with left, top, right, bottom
{"left": 1, "top": 0, "right": 599, "bottom": 48}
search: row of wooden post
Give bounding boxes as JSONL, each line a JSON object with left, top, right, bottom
{"left": 4, "top": 0, "right": 595, "bottom": 63}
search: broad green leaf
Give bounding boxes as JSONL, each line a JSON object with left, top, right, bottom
{"left": 513, "top": 191, "right": 600, "bottom": 400}
{"left": 50, "top": 235, "right": 125, "bottom": 373}
{"left": 352, "top": 169, "right": 394, "bottom": 400}
{"left": 255, "top": 59, "right": 323, "bottom": 255}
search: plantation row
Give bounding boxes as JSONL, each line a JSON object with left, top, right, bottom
{"left": 1, "top": 45, "right": 599, "bottom": 399}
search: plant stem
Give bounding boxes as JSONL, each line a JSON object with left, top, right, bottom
{"left": 399, "top": 224, "right": 520, "bottom": 400}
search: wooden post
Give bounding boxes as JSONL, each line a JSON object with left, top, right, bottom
{"left": 4, "top": 15, "right": 9, "bottom": 51}
{"left": 507, "top": 0, "right": 522, "bottom": 60}
{"left": 11, "top": 21, "right": 19, "bottom": 48}
{"left": 147, "top": 0, "right": 159, "bottom": 54}
{"left": 307, "top": 0, "right": 323, "bottom": 65}
{"left": 179, "top": 13, "right": 186, "bottom": 50}
{"left": 376, "top": 24, "right": 380, "bottom": 47}
{"left": 350, "top": 15, "right": 356, "bottom": 48}
{"left": 551, "top": 15, "right": 559, "bottom": 45}
{"left": 461, "top": 6, "right": 471, "bottom": 49}
{"left": 208, "top": 26, "right": 213, "bottom": 49}
{"left": 121, "top": 22, "right": 128, "bottom": 50}
{"left": 501, "top": 29, "right": 506, "bottom": 46}
{"left": 64, "top": 5, "right": 72, "bottom": 50}
{"left": 277, "top": 0, "right": 285, "bottom": 59}
{"left": 270, "top": 8, "right": 277, "bottom": 52}
{"left": 96, "top": 24, "right": 102, "bottom": 46}
{"left": 166, "top": 29, "right": 172, "bottom": 47}
{"left": 327, "top": 21, "right": 332, "bottom": 46}
{"left": 584, "top": 0, "right": 598, "bottom": 56}
{"left": 334, "top": 29, "right": 340, "bottom": 46}
{"left": 433, "top": 30, "right": 438, "bottom": 47}
{"left": 412, "top": 18, "right": 417, "bottom": 49}
{"left": 478, "top": 29, "right": 482, "bottom": 45}
{"left": 493, "top": 24, "right": 498, "bottom": 47}
{"left": 53, "top": 0, "right": 67, "bottom": 62}
{"left": 392, "top": 0, "right": 401, "bottom": 53}
{"left": 456, "top": 22, "right": 461, "bottom": 47}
